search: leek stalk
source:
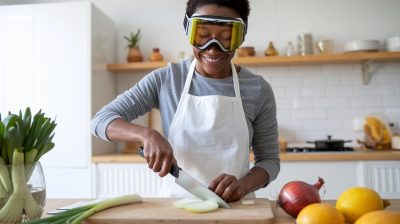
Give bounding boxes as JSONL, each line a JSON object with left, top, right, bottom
{"left": 25, "top": 194, "right": 143, "bottom": 224}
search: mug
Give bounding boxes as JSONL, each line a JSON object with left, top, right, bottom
{"left": 316, "top": 40, "right": 334, "bottom": 54}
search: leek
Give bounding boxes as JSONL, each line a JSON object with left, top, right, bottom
{"left": 0, "top": 107, "right": 57, "bottom": 223}
{"left": 25, "top": 194, "right": 143, "bottom": 224}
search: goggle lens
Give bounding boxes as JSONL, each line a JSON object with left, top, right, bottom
{"left": 186, "top": 16, "right": 246, "bottom": 52}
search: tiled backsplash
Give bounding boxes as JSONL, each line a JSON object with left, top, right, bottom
{"left": 248, "top": 62, "right": 400, "bottom": 144}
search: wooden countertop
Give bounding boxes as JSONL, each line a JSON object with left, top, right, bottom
{"left": 92, "top": 149, "right": 400, "bottom": 163}
{"left": 43, "top": 198, "right": 400, "bottom": 223}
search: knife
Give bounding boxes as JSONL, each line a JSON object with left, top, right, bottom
{"left": 138, "top": 147, "right": 230, "bottom": 208}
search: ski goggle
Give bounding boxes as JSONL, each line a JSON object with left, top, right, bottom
{"left": 183, "top": 14, "right": 247, "bottom": 52}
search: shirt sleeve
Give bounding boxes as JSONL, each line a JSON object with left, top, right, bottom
{"left": 251, "top": 78, "right": 280, "bottom": 185}
{"left": 90, "top": 67, "right": 166, "bottom": 141}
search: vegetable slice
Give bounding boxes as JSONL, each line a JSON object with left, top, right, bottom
{"left": 183, "top": 200, "right": 219, "bottom": 213}
{"left": 173, "top": 198, "right": 201, "bottom": 209}
{"left": 242, "top": 200, "right": 255, "bottom": 205}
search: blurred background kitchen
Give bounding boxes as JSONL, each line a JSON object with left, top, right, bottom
{"left": 1, "top": 0, "right": 399, "bottom": 200}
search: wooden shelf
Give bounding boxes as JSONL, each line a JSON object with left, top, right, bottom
{"left": 233, "top": 51, "right": 400, "bottom": 66}
{"left": 107, "top": 52, "right": 400, "bottom": 84}
{"left": 107, "top": 52, "right": 400, "bottom": 71}
{"left": 107, "top": 61, "right": 168, "bottom": 71}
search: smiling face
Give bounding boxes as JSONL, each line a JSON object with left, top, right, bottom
{"left": 192, "top": 5, "right": 240, "bottom": 79}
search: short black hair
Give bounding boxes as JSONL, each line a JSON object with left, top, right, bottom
{"left": 185, "top": 0, "right": 250, "bottom": 23}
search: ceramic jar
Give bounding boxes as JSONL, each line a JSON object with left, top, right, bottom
{"left": 149, "top": 48, "right": 164, "bottom": 62}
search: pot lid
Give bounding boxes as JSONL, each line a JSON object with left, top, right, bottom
{"left": 309, "top": 135, "right": 352, "bottom": 143}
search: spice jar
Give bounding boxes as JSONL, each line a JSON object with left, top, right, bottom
{"left": 264, "top": 41, "right": 279, "bottom": 56}
{"left": 149, "top": 48, "right": 164, "bottom": 62}
{"left": 285, "top": 41, "right": 296, "bottom": 56}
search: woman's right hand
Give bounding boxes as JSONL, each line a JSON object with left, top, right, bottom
{"left": 142, "top": 129, "right": 175, "bottom": 177}
{"left": 106, "top": 118, "right": 174, "bottom": 177}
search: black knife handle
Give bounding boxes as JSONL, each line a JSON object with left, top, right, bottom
{"left": 138, "top": 147, "right": 180, "bottom": 178}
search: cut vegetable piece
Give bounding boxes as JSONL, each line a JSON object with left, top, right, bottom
{"left": 242, "top": 200, "right": 255, "bottom": 205}
{"left": 183, "top": 200, "right": 219, "bottom": 213}
{"left": 173, "top": 198, "right": 201, "bottom": 209}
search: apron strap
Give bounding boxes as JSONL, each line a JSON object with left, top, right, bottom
{"left": 231, "top": 63, "right": 242, "bottom": 99}
{"left": 181, "top": 59, "right": 197, "bottom": 95}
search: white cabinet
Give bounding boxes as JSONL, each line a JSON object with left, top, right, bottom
{"left": 0, "top": 2, "right": 117, "bottom": 198}
{"left": 359, "top": 161, "right": 400, "bottom": 199}
{"left": 93, "top": 161, "right": 400, "bottom": 200}
{"left": 93, "top": 163, "right": 162, "bottom": 198}
{"left": 255, "top": 161, "right": 360, "bottom": 200}
{"left": 256, "top": 161, "right": 400, "bottom": 200}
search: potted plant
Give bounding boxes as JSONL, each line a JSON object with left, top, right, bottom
{"left": 124, "top": 29, "right": 143, "bottom": 62}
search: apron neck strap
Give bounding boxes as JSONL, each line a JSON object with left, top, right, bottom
{"left": 183, "top": 59, "right": 242, "bottom": 98}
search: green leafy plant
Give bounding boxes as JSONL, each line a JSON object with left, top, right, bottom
{"left": 124, "top": 29, "right": 141, "bottom": 49}
{"left": 0, "top": 107, "right": 56, "bottom": 223}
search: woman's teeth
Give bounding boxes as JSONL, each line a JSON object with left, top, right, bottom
{"left": 203, "top": 56, "right": 222, "bottom": 63}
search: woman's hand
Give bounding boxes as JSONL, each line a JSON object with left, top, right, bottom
{"left": 142, "top": 129, "right": 175, "bottom": 177}
{"left": 106, "top": 119, "right": 175, "bottom": 177}
{"left": 208, "top": 173, "right": 248, "bottom": 203}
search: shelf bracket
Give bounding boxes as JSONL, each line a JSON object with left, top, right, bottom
{"left": 361, "top": 59, "right": 373, "bottom": 85}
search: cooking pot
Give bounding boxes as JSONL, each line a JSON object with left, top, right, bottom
{"left": 306, "top": 135, "right": 352, "bottom": 150}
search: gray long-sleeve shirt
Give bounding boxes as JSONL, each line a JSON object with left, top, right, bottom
{"left": 91, "top": 59, "right": 280, "bottom": 184}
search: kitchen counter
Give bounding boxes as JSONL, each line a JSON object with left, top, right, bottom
{"left": 43, "top": 199, "right": 400, "bottom": 223}
{"left": 92, "top": 149, "right": 400, "bottom": 163}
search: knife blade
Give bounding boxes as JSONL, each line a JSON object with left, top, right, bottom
{"left": 138, "top": 147, "right": 230, "bottom": 208}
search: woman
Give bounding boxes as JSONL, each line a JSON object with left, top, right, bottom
{"left": 91, "top": 0, "right": 279, "bottom": 203}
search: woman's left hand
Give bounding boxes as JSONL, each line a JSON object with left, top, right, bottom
{"left": 208, "top": 173, "right": 248, "bottom": 203}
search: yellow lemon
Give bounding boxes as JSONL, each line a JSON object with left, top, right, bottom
{"left": 296, "top": 203, "right": 345, "bottom": 224}
{"left": 336, "top": 187, "right": 388, "bottom": 223}
{"left": 355, "top": 210, "right": 400, "bottom": 224}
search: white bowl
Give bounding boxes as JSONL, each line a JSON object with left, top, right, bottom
{"left": 385, "top": 36, "right": 400, "bottom": 52}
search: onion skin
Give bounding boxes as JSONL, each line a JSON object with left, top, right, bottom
{"left": 277, "top": 177, "right": 325, "bottom": 218}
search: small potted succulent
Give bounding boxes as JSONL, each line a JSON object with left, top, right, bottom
{"left": 124, "top": 29, "right": 143, "bottom": 62}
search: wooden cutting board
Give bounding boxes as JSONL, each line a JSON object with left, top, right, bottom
{"left": 84, "top": 198, "right": 274, "bottom": 224}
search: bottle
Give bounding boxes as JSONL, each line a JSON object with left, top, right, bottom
{"left": 149, "top": 48, "right": 163, "bottom": 62}
{"left": 390, "top": 123, "right": 400, "bottom": 150}
{"left": 285, "top": 41, "right": 296, "bottom": 56}
{"left": 264, "top": 41, "right": 279, "bottom": 56}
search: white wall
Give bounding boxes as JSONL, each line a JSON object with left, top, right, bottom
{"left": 2, "top": 0, "right": 400, "bottom": 144}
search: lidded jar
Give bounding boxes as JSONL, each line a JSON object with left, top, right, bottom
{"left": 149, "top": 48, "right": 164, "bottom": 62}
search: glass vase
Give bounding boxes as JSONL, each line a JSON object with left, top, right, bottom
{"left": 0, "top": 162, "right": 46, "bottom": 223}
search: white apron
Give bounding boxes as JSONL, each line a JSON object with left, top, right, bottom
{"left": 159, "top": 59, "right": 253, "bottom": 198}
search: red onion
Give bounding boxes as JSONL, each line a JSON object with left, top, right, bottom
{"left": 277, "top": 177, "right": 325, "bottom": 218}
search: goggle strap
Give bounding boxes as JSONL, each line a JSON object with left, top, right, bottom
{"left": 183, "top": 14, "right": 189, "bottom": 35}
{"left": 191, "top": 13, "right": 245, "bottom": 24}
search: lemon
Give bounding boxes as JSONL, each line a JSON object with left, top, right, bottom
{"left": 355, "top": 210, "right": 400, "bottom": 224}
{"left": 336, "top": 187, "right": 388, "bottom": 223}
{"left": 296, "top": 203, "right": 345, "bottom": 224}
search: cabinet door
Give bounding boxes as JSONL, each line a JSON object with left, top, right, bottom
{"left": 33, "top": 2, "right": 91, "bottom": 168}
{"left": 94, "top": 163, "right": 162, "bottom": 198}
{"left": 45, "top": 167, "right": 92, "bottom": 198}
{"left": 0, "top": 5, "right": 35, "bottom": 114}
{"left": 255, "top": 161, "right": 359, "bottom": 200}
{"left": 360, "top": 161, "right": 400, "bottom": 199}
{"left": 1, "top": 3, "right": 91, "bottom": 168}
